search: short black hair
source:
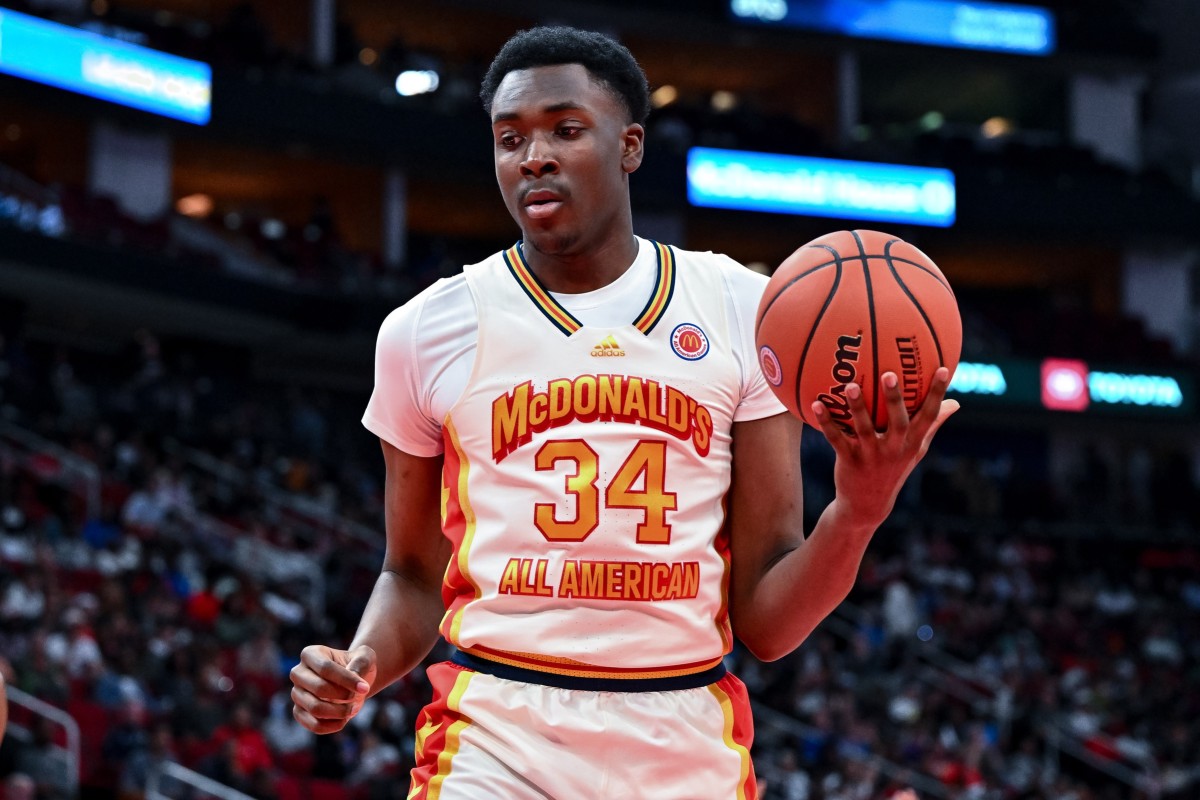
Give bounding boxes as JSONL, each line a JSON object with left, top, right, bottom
{"left": 480, "top": 26, "right": 651, "bottom": 125}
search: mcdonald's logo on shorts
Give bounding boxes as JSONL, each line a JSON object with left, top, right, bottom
{"left": 671, "top": 322, "right": 710, "bottom": 361}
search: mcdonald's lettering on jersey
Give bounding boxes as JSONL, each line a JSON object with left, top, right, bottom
{"left": 490, "top": 375, "right": 714, "bottom": 462}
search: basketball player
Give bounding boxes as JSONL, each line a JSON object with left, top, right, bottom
{"left": 290, "top": 25, "right": 958, "bottom": 798}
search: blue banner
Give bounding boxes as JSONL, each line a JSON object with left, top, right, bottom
{"left": 729, "top": 0, "right": 1055, "bottom": 56}
{"left": 687, "top": 147, "right": 956, "bottom": 227}
{"left": 0, "top": 8, "right": 211, "bottom": 124}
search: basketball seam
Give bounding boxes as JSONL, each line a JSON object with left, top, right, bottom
{"left": 887, "top": 255, "right": 954, "bottom": 296}
{"left": 885, "top": 239, "right": 946, "bottom": 367}
{"left": 756, "top": 249, "right": 840, "bottom": 336}
{"left": 793, "top": 245, "right": 843, "bottom": 419}
{"left": 758, "top": 254, "right": 945, "bottom": 333}
{"left": 852, "top": 230, "right": 881, "bottom": 426}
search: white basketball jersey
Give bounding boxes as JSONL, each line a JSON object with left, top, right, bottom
{"left": 440, "top": 241, "right": 749, "bottom": 680}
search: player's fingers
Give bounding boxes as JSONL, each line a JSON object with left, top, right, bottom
{"left": 810, "top": 400, "right": 855, "bottom": 454}
{"left": 291, "top": 662, "right": 356, "bottom": 704}
{"left": 879, "top": 372, "right": 909, "bottom": 436}
{"left": 291, "top": 685, "right": 360, "bottom": 721}
{"left": 913, "top": 367, "right": 953, "bottom": 428}
{"left": 843, "top": 382, "right": 876, "bottom": 439}
{"left": 917, "top": 399, "right": 960, "bottom": 456}
{"left": 345, "top": 646, "right": 377, "bottom": 687}
{"left": 301, "top": 645, "right": 370, "bottom": 699}
{"left": 292, "top": 700, "right": 350, "bottom": 735}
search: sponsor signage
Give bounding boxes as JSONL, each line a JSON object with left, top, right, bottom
{"left": 0, "top": 8, "right": 211, "bottom": 123}
{"left": 729, "top": 0, "right": 1055, "bottom": 56}
{"left": 687, "top": 147, "right": 956, "bottom": 227}
{"left": 945, "top": 358, "right": 1193, "bottom": 418}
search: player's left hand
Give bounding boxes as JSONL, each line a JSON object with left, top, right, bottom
{"left": 811, "top": 366, "right": 958, "bottom": 529}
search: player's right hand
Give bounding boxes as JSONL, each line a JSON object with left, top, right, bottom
{"left": 290, "top": 644, "right": 377, "bottom": 734}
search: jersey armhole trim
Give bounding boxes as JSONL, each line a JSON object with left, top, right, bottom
{"left": 362, "top": 412, "right": 445, "bottom": 457}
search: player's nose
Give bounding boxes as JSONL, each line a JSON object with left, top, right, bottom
{"left": 520, "top": 134, "right": 559, "bottom": 177}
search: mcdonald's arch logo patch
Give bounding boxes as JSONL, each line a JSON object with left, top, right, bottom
{"left": 670, "top": 323, "right": 709, "bottom": 361}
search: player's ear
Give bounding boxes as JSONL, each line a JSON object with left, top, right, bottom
{"left": 621, "top": 123, "right": 645, "bottom": 173}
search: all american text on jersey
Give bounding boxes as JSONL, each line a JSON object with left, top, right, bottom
{"left": 491, "top": 374, "right": 714, "bottom": 462}
{"left": 497, "top": 557, "right": 701, "bottom": 601}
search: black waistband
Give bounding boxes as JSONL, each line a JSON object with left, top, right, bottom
{"left": 450, "top": 649, "right": 727, "bottom": 693}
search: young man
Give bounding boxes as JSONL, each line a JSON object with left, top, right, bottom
{"left": 290, "top": 25, "right": 957, "bottom": 798}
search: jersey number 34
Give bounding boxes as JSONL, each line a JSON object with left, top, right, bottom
{"left": 535, "top": 439, "right": 676, "bottom": 545}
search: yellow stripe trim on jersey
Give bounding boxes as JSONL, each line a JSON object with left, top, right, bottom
{"left": 708, "top": 683, "right": 751, "bottom": 800}
{"left": 462, "top": 645, "right": 724, "bottom": 680}
{"left": 633, "top": 241, "right": 676, "bottom": 334}
{"left": 423, "top": 670, "right": 475, "bottom": 800}
{"left": 504, "top": 244, "right": 582, "bottom": 335}
{"left": 441, "top": 417, "right": 481, "bottom": 646}
{"left": 505, "top": 241, "right": 675, "bottom": 337}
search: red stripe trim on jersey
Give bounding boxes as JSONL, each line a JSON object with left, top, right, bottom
{"left": 633, "top": 241, "right": 676, "bottom": 334}
{"left": 461, "top": 644, "right": 724, "bottom": 679}
{"left": 439, "top": 418, "right": 481, "bottom": 647}
{"left": 709, "top": 675, "right": 758, "bottom": 800}
{"left": 713, "top": 516, "right": 734, "bottom": 654}
{"left": 503, "top": 244, "right": 582, "bottom": 335}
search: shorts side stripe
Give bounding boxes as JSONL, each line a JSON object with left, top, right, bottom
{"left": 409, "top": 669, "right": 475, "bottom": 800}
{"left": 708, "top": 679, "right": 756, "bottom": 800}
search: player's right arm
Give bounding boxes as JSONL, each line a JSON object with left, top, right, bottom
{"left": 291, "top": 281, "right": 466, "bottom": 735}
{"left": 290, "top": 440, "right": 448, "bottom": 734}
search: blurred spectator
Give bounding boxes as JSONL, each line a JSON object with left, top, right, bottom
{"left": 14, "top": 717, "right": 71, "bottom": 799}
{"left": 3, "top": 774, "right": 36, "bottom": 800}
{"left": 207, "top": 701, "right": 275, "bottom": 786}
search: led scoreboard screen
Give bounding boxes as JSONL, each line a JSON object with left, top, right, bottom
{"left": 729, "top": 0, "right": 1056, "bottom": 56}
{"left": 687, "top": 147, "right": 956, "bottom": 227}
{"left": 949, "top": 359, "right": 1193, "bottom": 418}
{"left": 0, "top": 8, "right": 211, "bottom": 124}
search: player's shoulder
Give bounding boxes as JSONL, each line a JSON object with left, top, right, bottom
{"left": 669, "top": 244, "right": 770, "bottom": 296}
{"left": 377, "top": 272, "right": 473, "bottom": 344}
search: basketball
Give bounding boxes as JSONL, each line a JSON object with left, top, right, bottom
{"left": 755, "top": 229, "right": 962, "bottom": 430}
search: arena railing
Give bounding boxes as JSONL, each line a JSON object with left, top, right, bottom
{"left": 0, "top": 420, "right": 101, "bottom": 520}
{"left": 145, "top": 760, "right": 255, "bottom": 800}
{"left": 0, "top": 419, "right": 328, "bottom": 619}
{"left": 751, "top": 700, "right": 950, "bottom": 798}
{"left": 163, "top": 437, "right": 380, "bottom": 550}
{"left": 5, "top": 685, "right": 81, "bottom": 799}
{"left": 1041, "top": 723, "right": 1163, "bottom": 798}
{"left": 833, "top": 596, "right": 1155, "bottom": 794}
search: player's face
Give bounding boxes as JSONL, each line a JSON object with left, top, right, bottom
{"left": 491, "top": 63, "right": 644, "bottom": 258}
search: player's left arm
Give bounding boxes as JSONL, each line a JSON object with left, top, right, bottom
{"left": 727, "top": 369, "right": 958, "bottom": 662}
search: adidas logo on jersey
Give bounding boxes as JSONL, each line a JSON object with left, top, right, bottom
{"left": 591, "top": 335, "right": 625, "bottom": 357}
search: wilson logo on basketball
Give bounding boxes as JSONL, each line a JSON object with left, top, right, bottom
{"left": 816, "top": 333, "right": 862, "bottom": 433}
{"left": 591, "top": 335, "right": 625, "bottom": 357}
{"left": 671, "top": 323, "right": 709, "bottom": 361}
{"left": 896, "top": 337, "right": 922, "bottom": 412}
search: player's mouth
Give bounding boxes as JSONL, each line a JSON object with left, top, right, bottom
{"left": 522, "top": 189, "right": 565, "bottom": 220}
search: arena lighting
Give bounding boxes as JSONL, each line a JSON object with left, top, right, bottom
{"left": 395, "top": 69, "right": 439, "bottom": 97}
{"left": 175, "top": 193, "right": 213, "bottom": 218}
{"left": 650, "top": 85, "right": 678, "bottom": 108}
{"left": 729, "top": 0, "right": 1055, "bottom": 56}
{"left": 687, "top": 146, "right": 956, "bottom": 227}
{"left": 948, "top": 362, "right": 1007, "bottom": 396}
{"left": 1041, "top": 358, "right": 1090, "bottom": 412}
{"left": 0, "top": 8, "right": 211, "bottom": 124}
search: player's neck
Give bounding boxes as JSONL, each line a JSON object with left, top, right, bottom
{"left": 522, "top": 228, "right": 639, "bottom": 294}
